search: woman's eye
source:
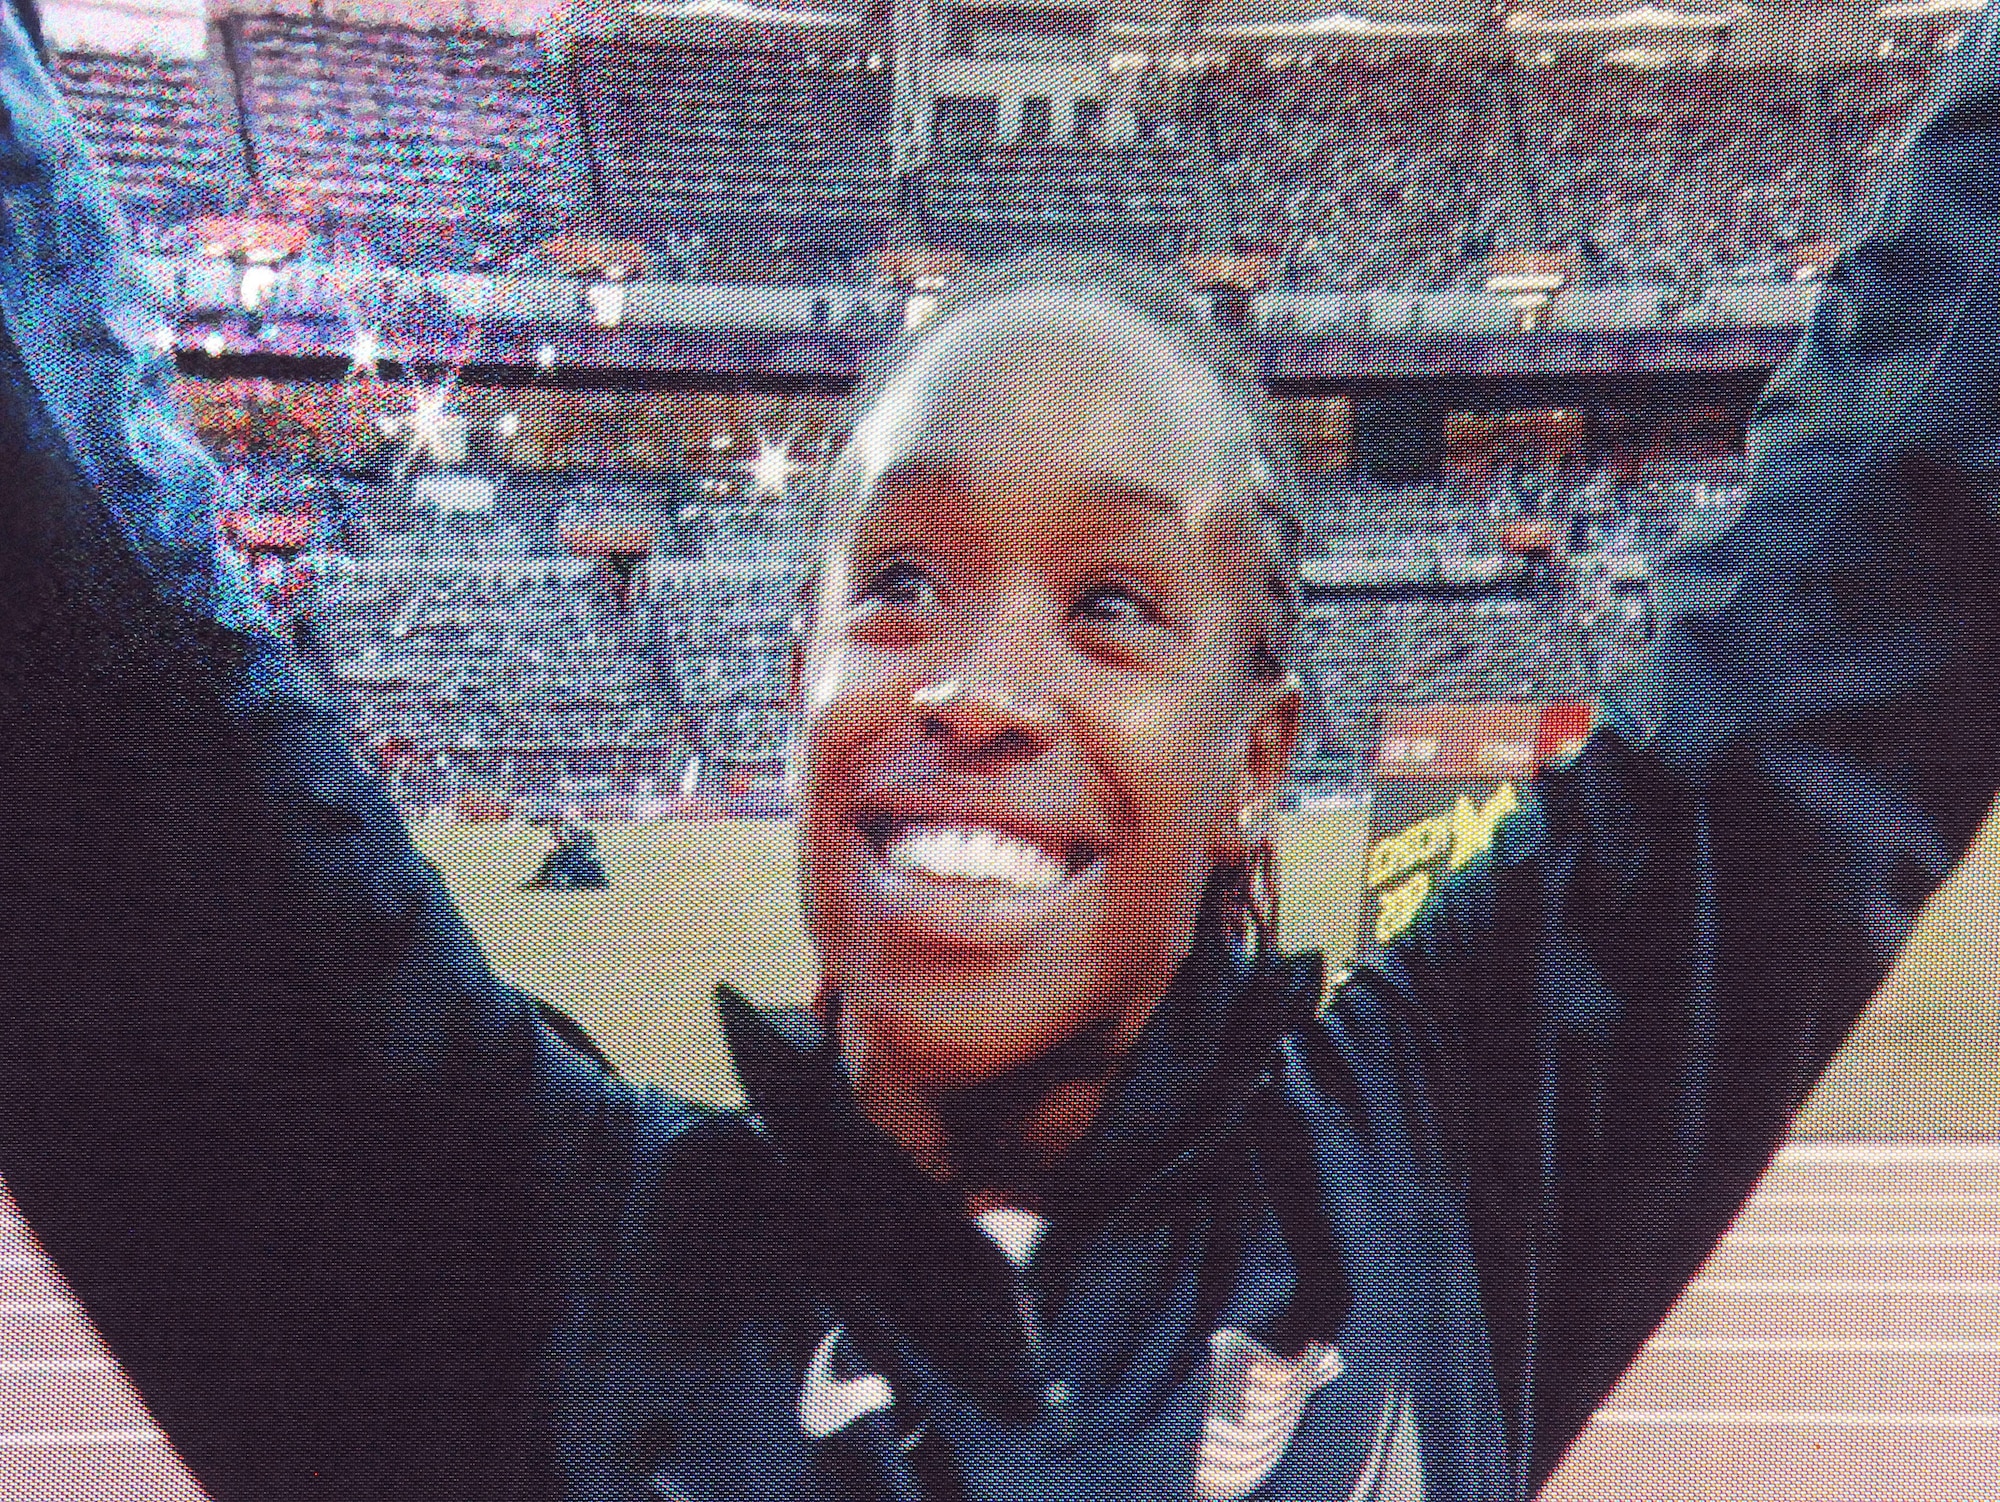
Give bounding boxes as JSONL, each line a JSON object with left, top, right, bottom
{"left": 863, "top": 562, "right": 939, "bottom": 608}
{"left": 1072, "top": 583, "right": 1154, "bottom": 624}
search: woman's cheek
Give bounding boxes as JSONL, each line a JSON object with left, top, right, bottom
{"left": 798, "top": 638, "right": 907, "bottom": 767}
{"left": 1101, "top": 689, "right": 1237, "bottom": 834}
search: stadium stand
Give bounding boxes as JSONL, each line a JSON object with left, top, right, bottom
{"left": 1177, "top": 49, "right": 1934, "bottom": 292}
{"left": 51, "top": 46, "right": 250, "bottom": 247}
{"left": 1287, "top": 469, "right": 1713, "bottom": 784}
{"left": 919, "top": 138, "right": 1204, "bottom": 256}
{"left": 252, "top": 451, "right": 1706, "bottom": 805}
{"left": 571, "top": 37, "right": 895, "bottom": 263}
{"left": 307, "top": 497, "right": 796, "bottom": 801}
{"left": 36, "top": 18, "right": 1900, "bottom": 800}
{"left": 1506, "top": 56, "right": 1920, "bottom": 286}
{"left": 48, "top": 26, "right": 1938, "bottom": 289}
{"left": 228, "top": 13, "right": 581, "bottom": 267}
{"left": 1191, "top": 50, "right": 1506, "bottom": 290}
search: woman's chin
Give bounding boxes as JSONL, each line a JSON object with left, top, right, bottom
{"left": 834, "top": 977, "right": 1100, "bottom": 1093}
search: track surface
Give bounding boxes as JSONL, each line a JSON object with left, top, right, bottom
{"left": 0, "top": 1140, "right": 1991, "bottom": 1500}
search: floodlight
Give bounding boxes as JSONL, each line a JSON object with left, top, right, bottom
{"left": 586, "top": 282, "right": 627, "bottom": 329}
{"left": 742, "top": 434, "right": 805, "bottom": 497}
{"left": 349, "top": 326, "right": 385, "bottom": 378}
{"left": 1485, "top": 270, "right": 1567, "bottom": 295}
{"left": 239, "top": 263, "right": 279, "bottom": 313}
{"left": 1505, "top": 4, "right": 1734, "bottom": 34}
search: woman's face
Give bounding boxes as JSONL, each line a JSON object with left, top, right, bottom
{"left": 792, "top": 293, "right": 1298, "bottom": 1109}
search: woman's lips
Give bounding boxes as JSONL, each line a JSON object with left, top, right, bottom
{"left": 847, "top": 814, "right": 1104, "bottom": 949}
{"left": 882, "top": 826, "right": 1066, "bottom": 890}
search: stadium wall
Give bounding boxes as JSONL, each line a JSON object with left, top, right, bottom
{"left": 209, "top": 0, "right": 560, "bottom": 35}
{"left": 44, "top": 0, "right": 202, "bottom": 56}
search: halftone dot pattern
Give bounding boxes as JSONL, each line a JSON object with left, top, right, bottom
{"left": 10, "top": 817, "right": 2000, "bottom": 1496}
{"left": 0, "top": 0, "right": 1996, "bottom": 1489}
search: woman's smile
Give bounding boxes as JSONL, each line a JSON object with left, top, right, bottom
{"left": 854, "top": 812, "right": 1109, "bottom": 953}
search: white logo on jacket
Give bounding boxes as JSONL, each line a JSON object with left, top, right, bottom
{"left": 798, "top": 1325, "right": 896, "bottom": 1439}
{"left": 1193, "top": 1329, "right": 1424, "bottom": 1502}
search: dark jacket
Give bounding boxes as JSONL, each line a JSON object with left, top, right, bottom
{"left": 2, "top": 6, "right": 2000, "bottom": 1501}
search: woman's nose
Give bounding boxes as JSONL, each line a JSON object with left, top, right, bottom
{"left": 909, "top": 676, "right": 1061, "bottom": 761}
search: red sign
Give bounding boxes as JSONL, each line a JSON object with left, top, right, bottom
{"left": 877, "top": 245, "right": 968, "bottom": 287}
{"left": 1371, "top": 703, "right": 1539, "bottom": 782}
{"left": 1536, "top": 701, "right": 1595, "bottom": 769}
{"left": 559, "top": 522, "right": 655, "bottom": 559}
{"left": 537, "top": 234, "right": 652, "bottom": 278}
{"left": 220, "top": 509, "right": 317, "bottom": 553}
{"left": 185, "top": 214, "right": 310, "bottom": 263}
{"left": 1501, "top": 518, "right": 1557, "bottom": 558}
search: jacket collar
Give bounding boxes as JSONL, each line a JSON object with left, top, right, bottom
{"left": 715, "top": 929, "right": 1327, "bottom": 1398}
{"left": 714, "top": 985, "right": 1031, "bottom": 1402}
{"left": 1047, "top": 933, "right": 1325, "bottom": 1224}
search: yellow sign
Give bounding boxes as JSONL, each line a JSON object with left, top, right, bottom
{"left": 1365, "top": 782, "right": 1522, "bottom": 945}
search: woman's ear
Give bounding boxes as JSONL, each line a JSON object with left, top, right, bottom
{"left": 1242, "top": 671, "right": 1303, "bottom": 815}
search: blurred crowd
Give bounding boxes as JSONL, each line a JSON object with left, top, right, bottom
{"left": 58, "top": 23, "right": 1931, "bottom": 288}
{"left": 212, "top": 454, "right": 1726, "bottom": 800}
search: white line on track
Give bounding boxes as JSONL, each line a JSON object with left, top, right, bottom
{"left": 1751, "top": 1194, "right": 2000, "bottom": 1207}
{"left": 1724, "top": 1233, "right": 2000, "bottom": 1248}
{"left": 1692, "top": 1279, "right": 2000, "bottom": 1295}
{"left": 0, "top": 1357, "right": 115, "bottom": 1376}
{"left": 0, "top": 1428, "right": 160, "bottom": 1449}
{"left": 1595, "top": 1410, "right": 2000, "bottom": 1429}
{"left": 1774, "top": 1142, "right": 2000, "bottom": 1165}
{"left": 1650, "top": 1338, "right": 2000, "bottom": 1355}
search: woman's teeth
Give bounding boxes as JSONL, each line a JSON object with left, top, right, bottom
{"left": 882, "top": 826, "right": 1066, "bottom": 891}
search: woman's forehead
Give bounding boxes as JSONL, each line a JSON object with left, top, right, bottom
{"left": 837, "top": 294, "right": 1265, "bottom": 527}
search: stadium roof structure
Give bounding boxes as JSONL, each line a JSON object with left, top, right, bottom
{"left": 1098, "top": 0, "right": 1936, "bottom": 66}
{"left": 624, "top": 0, "right": 864, "bottom": 26}
{"left": 568, "top": 0, "right": 1951, "bottom": 61}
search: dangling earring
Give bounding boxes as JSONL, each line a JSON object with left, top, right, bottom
{"left": 1248, "top": 831, "right": 1279, "bottom": 957}
{"left": 1233, "top": 804, "right": 1280, "bottom": 956}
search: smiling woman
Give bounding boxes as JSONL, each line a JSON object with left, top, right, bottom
{"left": 792, "top": 268, "right": 1305, "bottom": 1199}
{"left": 4, "top": 1, "right": 2000, "bottom": 1497}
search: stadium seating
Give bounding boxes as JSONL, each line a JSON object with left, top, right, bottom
{"left": 231, "top": 14, "right": 581, "bottom": 267}
{"left": 1289, "top": 470, "right": 1715, "bottom": 786}
{"left": 573, "top": 37, "right": 894, "bottom": 263}
{"left": 55, "top": 25, "right": 1942, "bottom": 291}
{"left": 45, "top": 25, "right": 1872, "bottom": 796}
{"left": 1190, "top": 50, "right": 1503, "bottom": 291}
{"left": 1184, "top": 50, "right": 1931, "bottom": 292}
{"left": 919, "top": 140, "right": 1203, "bottom": 256}
{"left": 272, "top": 453, "right": 1714, "bottom": 803}
{"left": 301, "top": 469, "right": 800, "bottom": 793}
{"left": 52, "top": 47, "right": 250, "bottom": 246}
